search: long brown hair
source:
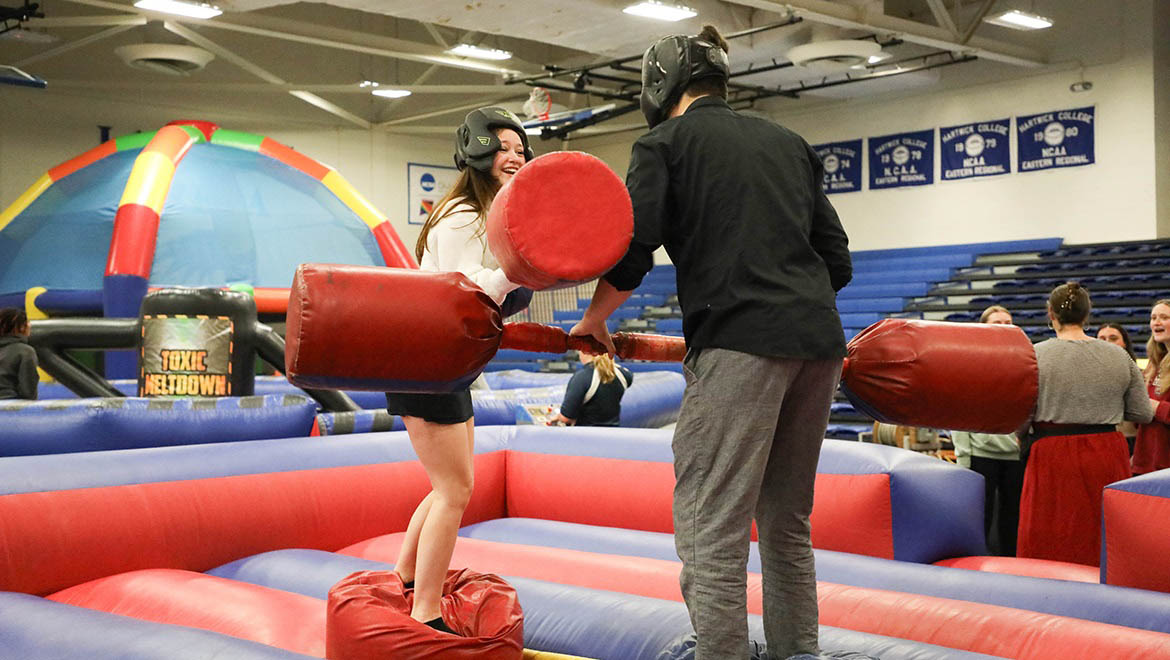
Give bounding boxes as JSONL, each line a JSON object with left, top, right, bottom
{"left": 414, "top": 166, "right": 500, "bottom": 262}
{"left": 1146, "top": 298, "right": 1170, "bottom": 395}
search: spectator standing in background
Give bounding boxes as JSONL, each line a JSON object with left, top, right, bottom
{"left": 951, "top": 305, "right": 1024, "bottom": 556}
{"left": 1132, "top": 300, "right": 1170, "bottom": 475}
{"left": 1016, "top": 283, "right": 1153, "bottom": 566}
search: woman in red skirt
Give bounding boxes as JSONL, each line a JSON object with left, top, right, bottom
{"left": 1017, "top": 282, "right": 1155, "bottom": 566}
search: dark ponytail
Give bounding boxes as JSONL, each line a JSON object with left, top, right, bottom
{"left": 1047, "top": 281, "right": 1091, "bottom": 326}
{"left": 698, "top": 25, "right": 729, "bottom": 53}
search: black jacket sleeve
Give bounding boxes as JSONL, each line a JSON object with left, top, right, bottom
{"left": 604, "top": 136, "right": 669, "bottom": 292}
{"left": 806, "top": 143, "right": 853, "bottom": 292}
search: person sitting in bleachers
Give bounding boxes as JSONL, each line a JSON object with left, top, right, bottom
{"left": 550, "top": 351, "right": 633, "bottom": 427}
{"left": 951, "top": 304, "right": 1023, "bottom": 556}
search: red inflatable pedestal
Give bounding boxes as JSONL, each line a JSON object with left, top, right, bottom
{"left": 326, "top": 569, "right": 523, "bottom": 660}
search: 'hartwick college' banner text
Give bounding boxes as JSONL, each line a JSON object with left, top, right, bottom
{"left": 1017, "top": 106, "right": 1095, "bottom": 172}
{"left": 940, "top": 118, "right": 1011, "bottom": 180}
{"left": 814, "top": 139, "right": 863, "bottom": 194}
{"left": 868, "top": 129, "right": 934, "bottom": 190}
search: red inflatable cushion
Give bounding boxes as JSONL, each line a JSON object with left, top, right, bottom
{"left": 842, "top": 319, "right": 1037, "bottom": 434}
{"left": 285, "top": 265, "right": 502, "bottom": 392}
{"left": 326, "top": 569, "right": 523, "bottom": 660}
{"left": 487, "top": 151, "right": 633, "bottom": 290}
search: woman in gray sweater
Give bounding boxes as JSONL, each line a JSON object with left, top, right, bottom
{"left": 1016, "top": 283, "right": 1154, "bottom": 566}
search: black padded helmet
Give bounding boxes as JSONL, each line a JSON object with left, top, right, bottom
{"left": 639, "top": 33, "right": 730, "bottom": 129}
{"left": 454, "top": 106, "right": 534, "bottom": 172}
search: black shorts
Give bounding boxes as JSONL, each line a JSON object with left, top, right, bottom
{"left": 385, "top": 390, "right": 473, "bottom": 424}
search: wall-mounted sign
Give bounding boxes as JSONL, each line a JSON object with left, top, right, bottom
{"left": 1017, "top": 106, "right": 1095, "bottom": 172}
{"left": 940, "top": 118, "right": 1011, "bottom": 180}
{"left": 868, "top": 129, "right": 934, "bottom": 189}
{"left": 813, "top": 139, "right": 863, "bottom": 194}
{"left": 407, "top": 162, "right": 460, "bottom": 225}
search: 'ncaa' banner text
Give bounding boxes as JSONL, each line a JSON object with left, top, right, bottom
{"left": 813, "top": 139, "right": 863, "bottom": 194}
{"left": 940, "top": 119, "right": 1010, "bottom": 180}
{"left": 1017, "top": 106, "right": 1095, "bottom": 172}
{"left": 868, "top": 130, "right": 933, "bottom": 189}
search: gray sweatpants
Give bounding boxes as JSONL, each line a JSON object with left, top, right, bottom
{"left": 673, "top": 347, "right": 842, "bottom": 660}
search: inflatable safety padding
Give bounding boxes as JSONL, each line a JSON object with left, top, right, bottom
{"left": 46, "top": 569, "right": 325, "bottom": 657}
{"left": 326, "top": 569, "right": 523, "bottom": 660}
{"left": 0, "top": 394, "right": 316, "bottom": 456}
{"left": 1103, "top": 470, "right": 1170, "bottom": 593}
{"left": 215, "top": 548, "right": 992, "bottom": 660}
{"left": 486, "top": 151, "right": 632, "bottom": 290}
{"left": 841, "top": 319, "right": 1037, "bottom": 433}
{"left": 285, "top": 265, "right": 503, "bottom": 392}
{"left": 0, "top": 591, "right": 314, "bottom": 659}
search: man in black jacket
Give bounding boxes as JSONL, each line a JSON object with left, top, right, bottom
{"left": 571, "top": 25, "right": 851, "bottom": 660}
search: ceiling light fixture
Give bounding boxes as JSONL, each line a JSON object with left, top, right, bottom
{"left": 446, "top": 44, "right": 512, "bottom": 60}
{"left": 622, "top": 1, "right": 697, "bottom": 22}
{"left": 983, "top": 9, "right": 1053, "bottom": 30}
{"left": 133, "top": 0, "right": 222, "bottom": 19}
{"left": 372, "top": 88, "right": 411, "bottom": 98}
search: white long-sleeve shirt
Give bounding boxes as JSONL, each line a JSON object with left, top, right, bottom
{"left": 418, "top": 202, "right": 520, "bottom": 305}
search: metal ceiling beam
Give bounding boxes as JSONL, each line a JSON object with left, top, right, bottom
{"left": 61, "top": 0, "right": 531, "bottom": 76}
{"left": 15, "top": 21, "right": 143, "bottom": 66}
{"left": 45, "top": 80, "right": 512, "bottom": 94}
{"left": 721, "top": 0, "right": 1047, "bottom": 67}
{"left": 34, "top": 14, "right": 147, "bottom": 27}
{"left": 164, "top": 21, "right": 371, "bottom": 129}
{"left": 960, "top": 0, "right": 999, "bottom": 44}
{"left": 376, "top": 95, "right": 526, "bottom": 128}
{"left": 924, "top": 0, "right": 960, "bottom": 39}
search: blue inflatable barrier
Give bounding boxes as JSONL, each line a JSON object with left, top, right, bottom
{"left": 209, "top": 549, "right": 996, "bottom": 660}
{"left": 460, "top": 517, "right": 1170, "bottom": 636}
{"left": 0, "top": 394, "right": 317, "bottom": 456}
{"left": 315, "top": 371, "right": 684, "bottom": 432}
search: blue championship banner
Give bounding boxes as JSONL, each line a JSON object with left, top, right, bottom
{"left": 407, "top": 162, "right": 460, "bottom": 225}
{"left": 868, "top": 129, "right": 934, "bottom": 189}
{"left": 940, "top": 119, "right": 1010, "bottom": 180}
{"left": 1017, "top": 106, "right": 1095, "bottom": 172}
{"left": 814, "top": 139, "right": 863, "bottom": 194}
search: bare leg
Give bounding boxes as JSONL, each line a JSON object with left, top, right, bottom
{"left": 394, "top": 491, "right": 435, "bottom": 584}
{"left": 403, "top": 416, "right": 475, "bottom": 623}
{"left": 396, "top": 419, "right": 476, "bottom": 584}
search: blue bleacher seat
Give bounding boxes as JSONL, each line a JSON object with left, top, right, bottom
{"left": 944, "top": 312, "right": 978, "bottom": 322}
{"left": 835, "top": 298, "right": 905, "bottom": 313}
{"left": 839, "top": 313, "right": 882, "bottom": 327}
{"left": 655, "top": 318, "right": 683, "bottom": 333}
{"left": 837, "top": 282, "right": 930, "bottom": 299}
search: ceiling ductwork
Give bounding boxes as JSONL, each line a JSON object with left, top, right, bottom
{"left": 114, "top": 43, "right": 215, "bottom": 76}
{"left": 785, "top": 39, "right": 881, "bottom": 67}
